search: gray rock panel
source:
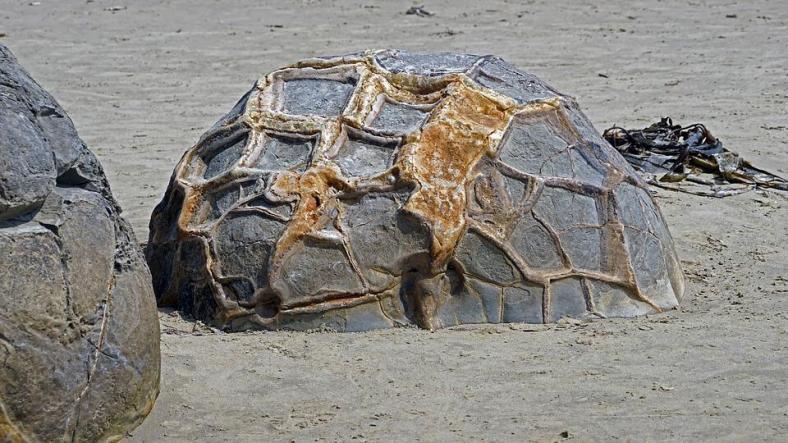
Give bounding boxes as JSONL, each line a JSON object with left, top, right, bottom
{"left": 204, "top": 134, "right": 247, "bottom": 179}
{"left": 615, "top": 184, "right": 667, "bottom": 231}
{"left": 342, "top": 191, "right": 431, "bottom": 284}
{"left": 533, "top": 186, "right": 600, "bottom": 230}
{"left": 471, "top": 56, "right": 560, "bottom": 104}
{"left": 56, "top": 145, "right": 106, "bottom": 188}
{"left": 34, "top": 105, "right": 82, "bottom": 177}
{"left": 502, "top": 284, "right": 544, "bottom": 324}
{"left": 649, "top": 209, "right": 684, "bottom": 301}
{"left": 375, "top": 50, "right": 479, "bottom": 76}
{"left": 433, "top": 268, "right": 487, "bottom": 328}
{"left": 0, "top": 99, "right": 56, "bottom": 220}
{"left": 539, "top": 151, "right": 574, "bottom": 179}
{"left": 540, "top": 148, "right": 606, "bottom": 187}
{"left": 214, "top": 213, "right": 285, "bottom": 288}
{"left": 587, "top": 279, "right": 653, "bottom": 318}
{"left": 499, "top": 118, "right": 569, "bottom": 175}
{"left": 255, "top": 134, "right": 314, "bottom": 172}
{"left": 207, "top": 184, "right": 241, "bottom": 220}
{"left": 468, "top": 278, "right": 504, "bottom": 324}
{"left": 501, "top": 173, "right": 527, "bottom": 205}
{"left": 335, "top": 136, "right": 397, "bottom": 178}
{"left": 547, "top": 277, "right": 588, "bottom": 322}
{"left": 615, "top": 182, "right": 656, "bottom": 229}
{"left": 455, "top": 230, "right": 519, "bottom": 285}
{"left": 279, "top": 238, "right": 364, "bottom": 303}
{"left": 560, "top": 227, "right": 603, "bottom": 271}
{"left": 434, "top": 291, "right": 486, "bottom": 328}
{"left": 369, "top": 100, "right": 428, "bottom": 134}
{"left": 510, "top": 213, "right": 564, "bottom": 271}
{"left": 0, "top": 223, "right": 68, "bottom": 336}
{"left": 623, "top": 227, "right": 677, "bottom": 309}
{"left": 569, "top": 148, "right": 607, "bottom": 186}
{"left": 52, "top": 188, "right": 116, "bottom": 319}
{"left": 282, "top": 78, "right": 354, "bottom": 117}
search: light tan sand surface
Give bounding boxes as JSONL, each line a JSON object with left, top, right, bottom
{"left": 2, "top": 0, "right": 786, "bottom": 441}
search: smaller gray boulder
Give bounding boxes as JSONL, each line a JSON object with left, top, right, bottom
{"left": 0, "top": 44, "right": 160, "bottom": 442}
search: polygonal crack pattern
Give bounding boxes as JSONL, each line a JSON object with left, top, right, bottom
{"left": 147, "top": 50, "right": 683, "bottom": 332}
{"left": 279, "top": 238, "right": 365, "bottom": 304}
{"left": 498, "top": 112, "right": 607, "bottom": 186}
{"left": 214, "top": 213, "right": 285, "bottom": 289}
{"left": 510, "top": 213, "right": 564, "bottom": 271}
{"left": 340, "top": 190, "right": 431, "bottom": 290}
{"left": 470, "top": 56, "right": 560, "bottom": 104}
{"left": 613, "top": 182, "right": 682, "bottom": 309}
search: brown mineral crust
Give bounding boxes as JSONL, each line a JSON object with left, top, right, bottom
{"left": 0, "top": 404, "right": 25, "bottom": 443}
{"left": 397, "top": 82, "right": 516, "bottom": 268}
{"left": 267, "top": 166, "right": 352, "bottom": 298}
{"left": 147, "top": 50, "right": 684, "bottom": 331}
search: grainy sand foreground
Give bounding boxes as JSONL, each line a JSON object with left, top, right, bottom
{"left": 1, "top": 0, "right": 787, "bottom": 441}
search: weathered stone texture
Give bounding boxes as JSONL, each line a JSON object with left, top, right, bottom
{"left": 147, "top": 49, "right": 684, "bottom": 332}
{"left": 0, "top": 44, "right": 160, "bottom": 441}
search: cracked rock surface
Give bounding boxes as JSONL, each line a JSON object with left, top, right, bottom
{"left": 147, "top": 50, "right": 684, "bottom": 332}
{"left": 0, "top": 44, "right": 160, "bottom": 442}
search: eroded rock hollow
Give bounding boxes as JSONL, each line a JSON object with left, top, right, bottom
{"left": 0, "top": 45, "right": 160, "bottom": 441}
{"left": 147, "top": 50, "right": 684, "bottom": 332}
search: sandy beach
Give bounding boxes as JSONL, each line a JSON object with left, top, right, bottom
{"left": 1, "top": 0, "right": 787, "bottom": 441}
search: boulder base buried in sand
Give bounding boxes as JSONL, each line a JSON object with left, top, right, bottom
{"left": 147, "top": 50, "right": 684, "bottom": 332}
{"left": 0, "top": 44, "right": 160, "bottom": 441}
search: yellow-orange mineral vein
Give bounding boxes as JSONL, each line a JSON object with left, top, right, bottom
{"left": 398, "top": 81, "right": 516, "bottom": 269}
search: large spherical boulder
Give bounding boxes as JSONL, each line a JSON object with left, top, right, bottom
{"left": 147, "top": 49, "right": 684, "bottom": 332}
{"left": 0, "top": 45, "right": 160, "bottom": 441}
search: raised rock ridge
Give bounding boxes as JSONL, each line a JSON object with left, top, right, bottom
{"left": 147, "top": 49, "right": 684, "bottom": 332}
{"left": 0, "top": 44, "right": 160, "bottom": 441}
